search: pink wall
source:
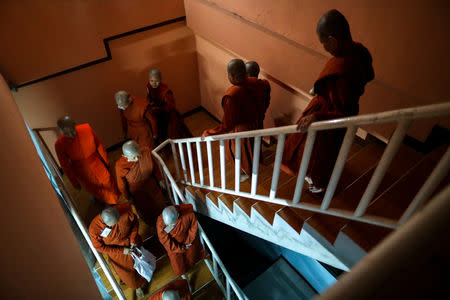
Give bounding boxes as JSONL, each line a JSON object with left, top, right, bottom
{"left": 11, "top": 22, "right": 200, "bottom": 148}
{"left": 0, "top": 74, "right": 101, "bottom": 299}
{"left": 186, "top": 0, "right": 450, "bottom": 141}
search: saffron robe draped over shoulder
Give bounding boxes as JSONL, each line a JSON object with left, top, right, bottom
{"left": 146, "top": 82, "right": 192, "bottom": 140}
{"left": 120, "top": 95, "right": 155, "bottom": 148}
{"left": 55, "top": 123, "right": 120, "bottom": 204}
{"left": 89, "top": 203, "right": 147, "bottom": 289}
{"left": 282, "top": 42, "right": 374, "bottom": 188}
{"left": 247, "top": 77, "right": 271, "bottom": 129}
{"left": 156, "top": 204, "right": 206, "bottom": 276}
{"left": 115, "top": 146, "right": 167, "bottom": 225}
{"left": 204, "top": 79, "right": 262, "bottom": 174}
{"left": 148, "top": 279, "right": 191, "bottom": 300}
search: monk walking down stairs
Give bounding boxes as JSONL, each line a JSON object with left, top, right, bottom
{"left": 245, "top": 60, "right": 271, "bottom": 129}
{"left": 281, "top": 9, "right": 374, "bottom": 193}
{"left": 55, "top": 116, "right": 120, "bottom": 204}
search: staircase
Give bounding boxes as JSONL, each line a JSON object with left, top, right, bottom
{"left": 153, "top": 103, "right": 450, "bottom": 271}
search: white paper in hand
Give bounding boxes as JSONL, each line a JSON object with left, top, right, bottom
{"left": 131, "top": 247, "right": 156, "bottom": 282}
{"left": 100, "top": 227, "right": 112, "bottom": 238}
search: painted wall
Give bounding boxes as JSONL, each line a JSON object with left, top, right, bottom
{"left": 186, "top": 0, "right": 450, "bottom": 141}
{"left": 0, "top": 74, "right": 101, "bottom": 299}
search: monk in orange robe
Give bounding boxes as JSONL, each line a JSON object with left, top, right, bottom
{"left": 203, "top": 59, "right": 262, "bottom": 181}
{"left": 115, "top": 90, "right": 155, "bottom": 149}
{"left": 149, "top": 279, "right": 191, "bottom": 300}
{"left": 281, "top": 9, "right": 374, "bottom": 193}
{"left": 89, "top": 203, "right": 147, "bottom": 298}
{"left": 157, "top": 205, "right": 206, "bottom": 278}
{"left": 146, "top": 69, "right": 192, "bottom": 143}
{"left": 246, "top": 61, "right": 271, "bottom": 129}
{"left": 115, "top": 140, "right": 167, "bottom": 226}
{"left": 55, "top": 116, "right": 120, "bottom": 204}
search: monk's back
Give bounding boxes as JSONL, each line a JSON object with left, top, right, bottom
{"left": 224, "top": 83, "right": 259, "bottom": 127}
{"left": 55, "top": 123, "right": 96, "bottom": 160}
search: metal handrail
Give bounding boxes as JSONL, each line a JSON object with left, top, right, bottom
{"left": 152, "top": 143, "right": 249, "bottom": 300}
{"left": 30, "top": 129, "right": 126, "bottom": 300}
{"left": 153, "top": 102, "right": 450, "bottom": 229}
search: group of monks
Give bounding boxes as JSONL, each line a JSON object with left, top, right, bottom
{"left": 54, "top": 9, "right": 374, "bottom": 299}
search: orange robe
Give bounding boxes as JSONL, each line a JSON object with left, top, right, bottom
{"left": 115, "top": 146, "right": 167, "bottom": 226}
{"left": 156, "top": 204, "right": 206, "bottom": 276}
{"left": 146, "top": 82, "right": 192, "bottom": 140}
{"left": 120, "top": 95, "right": 155, "bottom": 148}
{"left": 89, "top": 203, "right": 147, "bottom": 289}
{"left": 55, "top": 123, "right": 120, "bottom": 204}
{"left": 204, "top": 79, "right": 261, "bottom": 174}
{"left": 247, "top": 77, "right": 271, "bottom": 129}
{"left": 149, "top": 279, "right": 191, "bottom": 300}
{"left": 282, "top": 42, "right": 374, "bottom": 187}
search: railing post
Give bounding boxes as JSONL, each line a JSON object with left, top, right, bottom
{"left": 399, "top": 146, "right": 450, "bottom": 224}
{"left": 355, "top": 119, "right": 412, "bottom": 217}
{"left": 269, "top": 134, "right": 286, "bottom": 199}
{"left": 251, "top": 136, "right": 261, "bottom": 196}
{"left": 235, "top": 138, "right": 241, "bottom": 192}
{"left": 171, "top": 142, "right": 181, "bottom": 181}
{"left": 177, "top": 142, "right": 188, "bottom": 182}
{"left": 196, "top": 141, "right": 204, "bottom": 186}
{"left": 206, "top": 140, "right": 214, "bottom": 187}
{"left": 226, "top": 278, "right": 231, "bottom": 300}
{"left": 186, "top": 142, "right": 195, "bottom": 184}
{"left": 321, "top": 126, "right": 357, "bottom": 210}
{"left": 292, "top": 130, "right": 317, "bottom": 203}
{"left": 220, "top": 140, "right": 226, "bottom": 190}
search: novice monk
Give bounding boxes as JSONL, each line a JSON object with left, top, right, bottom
{"left": 281, "top": 9, "right": 374, "bottom": 193}
{"left": 146, "top": 69, "right": 191, "bottom": 143}
{"left": 89, "top": 204, "right": 147, "bottom": 298}
{"left": 115, "top": 90, "right": 155, "bottom": 148}
{"left": 203, "top": 59, "right": 262, "bottom": 182}
{"left": 149, "top": 279, "right": 191, "bottom": 300}
{"left": 157, "top": 205, "right": 206, "bottom": 292}
{"left": 55, "top": 116, "right": 120, "bottom": 204}
{"left": 115, "top": 140, "right": 167, "bottom": 226}
{"left": 245, "top": 61, "right": 271, "bottom": 129}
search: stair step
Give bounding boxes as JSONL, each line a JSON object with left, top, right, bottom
{"left": 206, "top": 191, "right": 220, "bottom": 207}
{"left": 339, "top": 222, "right": 393, "bottom": 252}
{"left": 218, "top": 194, "right": 237, "bottom": 212}
{"left": 276, "top": 207, "right": 306, "bottom": 234}
{"left": 252, "top": 202, "right": 278, "bottom": 224}
{"left": 235, "top": 197, "right": 258, "bottom": 217}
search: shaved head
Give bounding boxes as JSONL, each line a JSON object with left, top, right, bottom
{"left": 149, "top": 69, "right": 162, "bottom": 79}
{"left": 101, "top": 207, "right": 120, "bottom": 227}
{"left": 245, "top": 61, "right": 260, "bottom": 78}
{"left": 162, "top": 290, "right": 181, "bottom": 300}
{"left": 57, "top": 116, "right": 77, "bottom": 139}
{"left": 122, "top": 140, "right": 141, "bottom": 162}
{"left": 317, "top": 9, "right": 351, "bottom": 41}
{"left": 227, "top": 59, "right": 247, "bottom": 85}
{"left": 115, "top": 90, "right": 131, "bottom": 109}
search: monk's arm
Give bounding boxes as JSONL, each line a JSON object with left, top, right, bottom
{"left": 89, "top": 226, "right": 125, "bottom": 255}
{"left": 115, "top": 170, "right": 130, "bottom": 199}
{"left": 163, "top": 91, "right": 176, "bottom": 111}
{"left": 129, "top": 212, "right": 140, "bottom": 244}
{"left": 120, "top": 111, "right": 128, "bottom": 138}
{"left": 156, "top": 221, "right": 187, "bottom": 253}
{"left": 204, "top": 96, "right": 237, "bottom": 135}
{"left": 55, "top": 142, "right": 80, "bottom": 187}
{"left": 92, "top": 128, "right": 110, "bottom": 166}
{"left": 313, "top": 77, "right": 353, "bottom": 120}
{"left": 184, "top": 213, "right": 198, "bottom": 245}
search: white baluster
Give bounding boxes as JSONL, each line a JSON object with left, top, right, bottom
{"left": 269, "top": 134, "right": 286, "bottom": 200}
{"left": 207, "top": 140, "right": 214, "bottom": 187}
{"left": 186, "top": 142, "right": 195, "bottom": 184}
{"left": 292, "top": 130, "right": 317, "bottom": 203}
{"left": 235, "top": 138, "right": 241, "bottom": 192}
{"left": 177, "top": 142, "right": 188, "bottom": 182}
{"left": 251, "top": 136, "right": 261, "bottom": 195}
{"left": 355, "top": 119, "right": 412, "bottom": 217}
{"left": 321, "top": 126, "right": 357, "bottom": 210}
{"left": 220, "top": 140, "right": 226, "bottom": 190}
{"left": 226, "top": 279, "right": 231, "bottom": 300}
{"left": 196, "top": 141, "right": 204, "bottom": 186}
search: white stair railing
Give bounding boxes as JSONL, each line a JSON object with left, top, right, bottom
{"left": 153, "top": 102, "right": 450, "bottom": 229}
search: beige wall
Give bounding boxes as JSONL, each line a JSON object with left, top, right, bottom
{"left": 186, "top": 0, "right": 450, "bottom": 141}
{"left": 0, "top": 75, "right": 101, "bottom": 299}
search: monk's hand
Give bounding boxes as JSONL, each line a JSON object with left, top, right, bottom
{"left": 185, "top": 243, "right": 192, "bottom": 250}
{"left": 123, "top": 247, "right": 132, "bottom": 255}
{"left": 202, "top": 130, "right": 210, "bottom": 138}
{"left": 130, "top": 243, "right": 137, "bottom": 250}
{"left": 296, "top": 115, "right": 317, "bottom": 132}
